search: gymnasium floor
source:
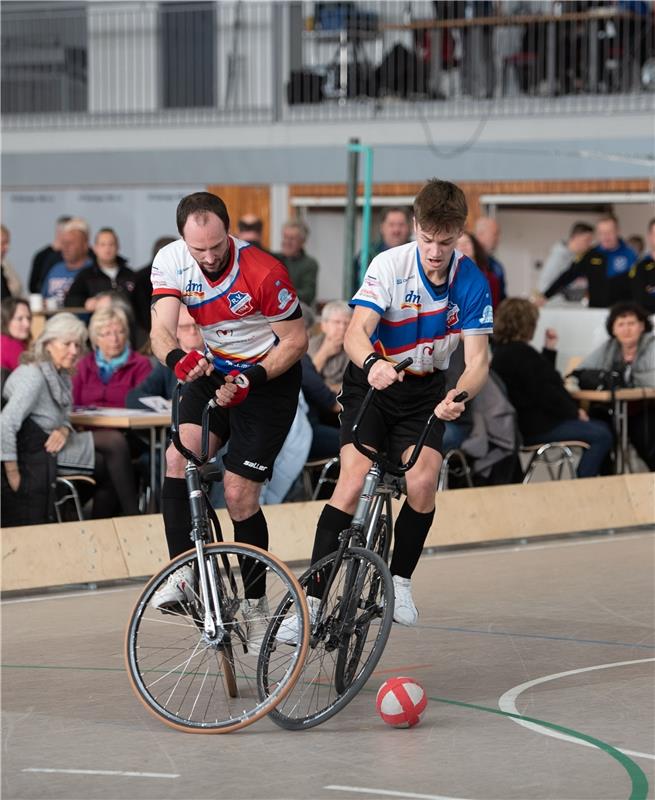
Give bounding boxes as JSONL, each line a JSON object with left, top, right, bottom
{"left": 2, "top": 527, "right": 654, "bottom": 800}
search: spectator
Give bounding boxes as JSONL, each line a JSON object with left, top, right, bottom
{"left": 308, "top": 300, "right": 352, "bottom": 391}
{"left": 629, "top": 218, "right": 655, "bottom": 313}
{"left": 1, "top": 312, "right": 139, "bottom": 522}
{"left": 475, "top": 216, "right": 507, "bottom": 300}
{"left": 1, "top": 297, "right": 32, "bottom": 373}
{"left": 1, "top": 224, "right": 23, "bottom": 300}
{"left": 627, "top": 234, "right": 645, "bottom": 257}
{"left": 491, "top": 298, "right": 613, "bottom": 477}
{"left": 237, "top": 214, "right": 264, "bottom": 247}
{"left": 456, "top": 230, "right": 502, "bottom": 309}
{"left": 355, "top": 207, "right": 411, "bottom": 289}
{"left": 131, "top": 236, "right": 176, "bottom": 346}
{"left": 93, "top": 289, "right": 140, "bottom": 350}
{"left": 72, "top": 306, "right": 151, "bottom": 408}
{"left": 274, "top": 220, "right": 319, "bottom": 306}
{"left": 64, "top": 227, "right": 136, "bottom": 312}
{"left": 540, "top": 215, "right": 637, "bottom": 308}
{"left": 29, "top": 215, "right": 72, "bottom": 294}
{"left": 41, "top": 218, "right": 94, "bottom": 308}
{"left": 537, "top": 221, "right": 594, "bottom": 301}
{"left": 577, "top": 301, "right": 655, "bottom": 470}
{"left": 126, "top": 304, "right": 203, "bottom": 409}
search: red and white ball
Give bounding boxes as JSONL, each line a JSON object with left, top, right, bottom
{"left": 376, "top": 677, "right": 427, "bottom": 728}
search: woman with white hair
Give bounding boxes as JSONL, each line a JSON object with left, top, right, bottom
{"left": 1, "top": 312, "right": 139, "bottom": 520}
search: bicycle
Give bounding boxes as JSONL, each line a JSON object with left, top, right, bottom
{"left": 258, "top": 358, "right": 465, "bottom": 730}
{"left": 125, "top": 379, "right": 310, "bottom": 733}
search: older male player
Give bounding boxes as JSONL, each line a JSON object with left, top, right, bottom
{"left": 148, "top": 192, "right": 307, "bottom": 647}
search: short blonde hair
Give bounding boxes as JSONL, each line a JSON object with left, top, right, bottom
{"left": 493, "top": 298, "right": 539, "bottom": 344}
{"left": 321, "top": 300, "right": 352, "bottom": 321}
{"left": 63, "top": 217, "right": 90, "bottom": 238}
{"left": 23, "top": 312, "right": 88, "bottom": 366}
{"left": 88, "top": 306, "right": 129, "bottom": 348}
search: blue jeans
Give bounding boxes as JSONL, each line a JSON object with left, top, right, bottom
{"left": 524, "top": 418, "right": 613, "bottom": 478}
{"left": 443, "top": 421, "right": 472, "bottom": 453}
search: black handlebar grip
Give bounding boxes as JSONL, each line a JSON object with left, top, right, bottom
{"left": 453, "top": 390, "right": 469, "bottom": 403}
{"left": 394, "top": 357, "right": 413, "bottom": 373}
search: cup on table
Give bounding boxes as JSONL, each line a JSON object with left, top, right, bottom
{"left": 29, "top": 293, "right": 44, "bottom": 313}
{"left": 45, "top": 297, "right": 60, "bottom": 312}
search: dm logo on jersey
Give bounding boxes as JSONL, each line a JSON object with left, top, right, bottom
{"left": 228, "top": 291, "right": 253, "bottom": 316}
{"left": 277, "top": 288, "right": 293, "bottom": 311}
{"left": 183, "top": 279, "right": 204, "bottom": 299}
{"left": 446, "top": 302, "right": 460, "bottom": 328}
{"left": 479, "top": 305, "right": 493, "bottom": 325}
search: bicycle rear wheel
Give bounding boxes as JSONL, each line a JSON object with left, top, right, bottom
{"left": 260, "top": 546, "right": 393, "bottom": 731}
{"left": 126, "top": 543, "right": 309, "bottom": 733}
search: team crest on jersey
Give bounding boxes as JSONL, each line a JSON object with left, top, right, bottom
{"left": 277, "top": 288, "right": 293, "bottom": 310}
{"left": 446, "top": 302, "right": 460, "bottom": 328}
{"left": 479, "top": 304, "right": 493, "bottom": 325}
{"left": 228, "top": 291, "right": 253, "bottom": 316}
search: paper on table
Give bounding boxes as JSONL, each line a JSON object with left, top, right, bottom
{"left": 135, "top": 396, "right": 172, "bottom": 413}
{"left": 74, "top": 406, "right": 155, "bottom": 416}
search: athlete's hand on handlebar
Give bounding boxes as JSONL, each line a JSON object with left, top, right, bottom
{"left": 167, "top": 348, "right": 214, "bottom": 383}
{"left": 367, "top": 358, "right": 405, "bottom": 390}
{"left": 215, "top": 370, "right": 250, "bottom": 407}
{"left": 434, "top": 388, "right": 468, "bottom": 421}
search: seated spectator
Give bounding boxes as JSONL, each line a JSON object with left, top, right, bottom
{"left": 1, "top": 312, "right": 139, "bottom": 522}
{"left": 308, "top": 300, "right": 352, "bottom": 391}
{"left": 491, "top": 298, "right": 613, "bottom": 478}
{"left": 65, "top": 228, "right": 136, "bottom": 312}
{"left": 237, "top": 214, "right": 264, "bottom": 247}
{"left": 1, "top": 297, "right": 32, "bottom": 373}
{"left": 73, "top": 306, "right": 151, "bottom": 408}
{"left": 456, "top": 231, "right": 502, "bottom": 309}
{"left": 29, "top": 215, "right": 72, "bottom": 294}
{"left": 273, "top": 220, "right": 319, "bottom": 306}
{"left": 131, "top": 236, "right": 176, "bottom": 347}
{"left": 577, "top": 301, "right": 655, "bottom": 470}
{"left": 93, "top": 289, "right": 139, "bottom": 350}
{"left": 41, "top": 218, "right": 95, "bottom": 308}
{"left": 1, "top": 224, "right": 23, "bottom": 301}
{"left": 126, "top": 304, "right": 203, "bottom": 408}
{"left": 627, "top": 235, "right": 645, "bottom": 258}
{"left": 475, "top": 216, "right": 507, "bottom": 301}
{"left": 354, "top": 207, "right": 411, "bottom": 291}
{"left": 628, "top": 218, "right": 655, "bottom": 313}
{"left": 537, "top": 222, "right": 594, "bottom": 302}
{"left": 540, "top": 215, "right": 637, "bottom": 308}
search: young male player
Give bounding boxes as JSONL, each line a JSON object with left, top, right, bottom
{"left": 148, "top": 192, "right": 307, "bottom": 648}
{"left": 309, "top": 178, "right": 493, "bottom": 625}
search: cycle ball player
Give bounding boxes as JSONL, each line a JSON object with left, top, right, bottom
{"left": 148, "top": 191, "right": 307, "bottom": 645}
{"left": 309, "top": 178, "right": 493, "bottom": 626}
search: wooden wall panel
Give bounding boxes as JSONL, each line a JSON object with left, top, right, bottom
{"left": 206, "top": 185, "right": 271, "bottom": 249}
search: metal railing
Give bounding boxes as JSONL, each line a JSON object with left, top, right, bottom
{"left": 2, "top": 1, "right": 653, "bottom": 130}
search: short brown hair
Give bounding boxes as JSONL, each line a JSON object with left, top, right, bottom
{"left": 413, "top": 179, "right": 467, "bottom": 233}
{"left": 176, "top": 192, "right": 230, "bottom": 236}
{"left": 493, "top": 298, "right": 539, "bottom": 344}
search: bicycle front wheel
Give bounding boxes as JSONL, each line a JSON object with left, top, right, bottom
{"left": 260, "top": 546, "right": 394, "bottom": 731}
{"left": 125, "top": 543, "right": 309, "bottom": 733}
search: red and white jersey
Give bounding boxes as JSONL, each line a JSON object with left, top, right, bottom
{"left": 151, "top": 237, "right": 299, "bottom": 372}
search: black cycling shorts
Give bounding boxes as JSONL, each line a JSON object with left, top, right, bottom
{"left": 178, "top": 362, "right": 302, "bottom": 483}
{"left": 338, "top": 362, "right": 446, "bottom": 461}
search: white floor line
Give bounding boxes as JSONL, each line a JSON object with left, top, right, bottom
{"left": 22, "top": 768, "right": 179, "bottom": 779}
{"left": 325, "top": 786, "right": 476, "bottom": 800}
{"left": 498, "top": 657, "right": 655, "bottom": 761}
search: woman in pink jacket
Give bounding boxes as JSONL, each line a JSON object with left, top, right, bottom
{"left": 73, "top": 306, "right": 151, "bottom": 408}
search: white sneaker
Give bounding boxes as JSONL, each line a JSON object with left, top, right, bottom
{"left": 151, "top": 565, "right": 195, "bottom": 610}
{"left": 392, "top": 575, "right": 418, "bottom": 626}
{"left": 243, "top": 597, "right": 270, "bottom": 656}
{"left": 276, "top": 596, "right": 320, "bottom": 645}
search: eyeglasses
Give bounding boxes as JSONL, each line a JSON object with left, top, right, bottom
{"left": 96, "top": 328, "right": 126, "bottom": 339}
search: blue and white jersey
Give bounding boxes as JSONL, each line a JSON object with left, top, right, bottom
{"left": 351, "top": 242, "right": 493, "bottom": 375}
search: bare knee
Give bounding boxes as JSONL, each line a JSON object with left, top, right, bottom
{"left": 223, "top": 474, "right": 261, "bottom": 520}
{"left": 165, "top": 442, "right": 186, "bottom": 478}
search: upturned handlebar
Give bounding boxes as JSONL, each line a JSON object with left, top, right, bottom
{"left": 171, "top": 371, "right": 225, "bottom": 466}
{"left": 351, "top": 358, "right": 468, "bottom": 477}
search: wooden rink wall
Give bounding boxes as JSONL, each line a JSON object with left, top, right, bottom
{"left": 2, "top": 474, "right": 653, "bottom": 593}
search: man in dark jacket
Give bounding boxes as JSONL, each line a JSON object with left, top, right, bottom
{"left": 64, "top": 228, "right": 135, "bottom": 311}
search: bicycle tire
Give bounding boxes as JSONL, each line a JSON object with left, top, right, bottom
{"left": 260, "top": 546, "right": 394, "bottom": 731}
{"left": 125, "top": 543, "right": 309, "bottom": 733}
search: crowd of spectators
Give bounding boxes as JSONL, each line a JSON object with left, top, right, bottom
{"left": 1, "top": 208, "right": 653, "bottom": 526}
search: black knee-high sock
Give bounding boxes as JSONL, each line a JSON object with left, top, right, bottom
{"left": 389, "top": 500, "right": 435, "bottom": 579}
{"left": 233, "top": 509, "right": 268, "bottom": 599}
{"left": 309, "top": 505, "right": 353, "bottom": 599}
{"left": 162, "top": 477, "right": 192, "bottom": 559}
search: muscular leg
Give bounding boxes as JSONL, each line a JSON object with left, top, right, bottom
{"left": 390, "top": 446, "right": 441, "bottom": 579}
{"left": 223, "top": 471, "right": 269, "bottom": 599}
{"left": 162, "top": 422, "right": 221, "bottom": 559}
